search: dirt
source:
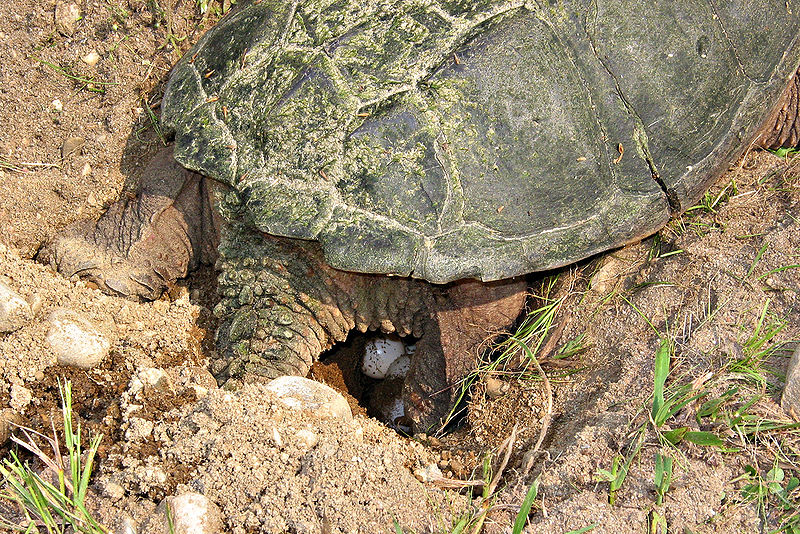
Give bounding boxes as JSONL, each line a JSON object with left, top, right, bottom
{"left": 1, "top": 1, "right": 800, "bottom": 533}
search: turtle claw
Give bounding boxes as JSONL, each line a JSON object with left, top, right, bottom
{"left": 40, "top": 232, "right": 170, "bottom": 300}
{"left": 71, "top": 260, "right": 99, "bottom": 277}
{"left": 104, "top": 277, "right": 133, "bottom": 296}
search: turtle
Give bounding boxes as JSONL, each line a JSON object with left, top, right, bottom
{"left": 41, "top": 0, "right": 800, "bottom": 432}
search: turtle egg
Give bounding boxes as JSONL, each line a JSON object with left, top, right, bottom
{"left": 362, "top": 337, "right": 405, "bottom": 379}
{"left": 385, "top": 354, "right": 411, "bottom": 379}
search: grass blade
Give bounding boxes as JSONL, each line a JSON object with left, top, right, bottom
{"left": 651, "top": 339, "right": 671, "bottom": 421}
{"left": 512, "top": 477, "right": 539, "bottom": 534}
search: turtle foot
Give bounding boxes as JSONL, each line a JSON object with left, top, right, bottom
{"left": 38, "top": 148, "right": 219, "bottom": 301}
{"left": 210, "top": 229, "right": 333, "bottom": 385}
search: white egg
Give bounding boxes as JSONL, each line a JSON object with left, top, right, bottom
{"left": 385, "top": 354, "right": 411, "bottom": 379}
{"left": 362, "top": 337, "right": 405, "bottom": 379}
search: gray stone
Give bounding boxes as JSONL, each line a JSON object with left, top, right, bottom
{"left": 142, "top": 492, "right": 224, "bottom": 534}
{"left": 46, "top": 308, "right": 110, "bottom": 369}
{"left": 265, "top": 376, "right": 352, "bottom": 421}
{"left": 0, "top": 281, "right": 32, "bottom": 333}
{"left": 61, "top": 136, "right": 85, "bottom": 159}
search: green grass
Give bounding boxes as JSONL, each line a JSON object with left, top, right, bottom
{"left": 36, "top": 59, "right": 118, "bottom": 94}
{"left": 735, "top": 462, "right": 800, "bottom": 534}
{"left": 727, "top": 299, "right": 788, "bottom": 390}
{"left": 685, "top": 178, "right": 738, "bottom": 215}
{"left": 653, "top": 452, "right": 673, "bottom": 506}
{"left": 0, "top": 381, "right": 107, "bottom": 533}
{"left": 595, "top": 430, "right": 644, "bottom": 505}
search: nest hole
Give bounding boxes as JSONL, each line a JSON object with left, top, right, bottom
{"left": 309, "top": 331, "right": 419, "bottom": 433}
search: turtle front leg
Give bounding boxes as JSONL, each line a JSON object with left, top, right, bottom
{"left": 39, "top": 148, "right": 219, "bottom": 300}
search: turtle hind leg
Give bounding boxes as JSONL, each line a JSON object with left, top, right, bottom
{"left": 403, "top": 278, "right": 528, "bottom": 433}
{"left": 38, "top": 147, "right": 219, "bottom": 300}
{"left": 761, "top": 69, "right": 800, "bottom": 149}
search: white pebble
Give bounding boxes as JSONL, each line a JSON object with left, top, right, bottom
{"left": 81, "top": 50, "right": 100, "bottom": 66}
{"left": 46, "top": 308, "right": 110, "bottom": 369}
{"left": 124, "top": 417, "right": 153, "bottom": 442}
{"left": 362, "top": 337, "right": 405, "bottom": 379}
{"left": 0, "top": 281, "right": 33, "bottom": 333}
{"left": 54, "top": 2, "right": 80, "bottom": 35}
{"left": 51, "top": 99, "right": 63, "bottom": 112}
{"left": 414, "top": 463, "right": 443, "bottom": 483}
{"left": 266, "top": 376, "right": 352, "bottom": 420}
{"left": 272, "top": 427, "right": 283, "bottom": 448}
{"left": 386, "top": 354, "right": 411, "bottom": 379}
{"left": 161, "top": 493, "right": 223, "bottom": 534}
{"left": 137, "top": 367, "right": 171, "bottom": 392}
{"left": 9, "top": 385, "right": 32, "bottom": 412}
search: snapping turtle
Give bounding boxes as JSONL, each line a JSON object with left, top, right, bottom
{"left": 42, "top": 0, "right": 800, "bottom": 430}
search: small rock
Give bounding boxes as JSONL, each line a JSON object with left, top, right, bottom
{"left": 100, "top": 479, "right": 126, "bottom": 501}
{"left": 485, "top": 376, "right": 509, "bottom": 398}
{"left": 272, "top": 427, "right": 283, "bottom": 448}
{"left": 51, "top": 99, "right": 64, "bottom": 112}
{"left": 152, "top": 299, "right": 169, "bottom": 314}
{"left": 413, "top": 463, "right": 443, "bottom": 483}
{"left": 142, "top": 492, "right": 224, "bottom": 534}
{"left": 124, "top": 417, "right": 154, "bottom": 442}
{"left": 295, "top": 429, "right": 318, "bottom": 449}
{"left": 28, "top": 294, "right": 43, "bottom": 315}
{"left": 137, "top": 367, "right": 172, "bottom": 392}
{"left": 0, "top": 281, "right": 33, "bottom": 333}
{"left": 265, "top": 376, "right": 352, "bottom": 420}
{"left": 46, "top": 308, "right": 110, "bottom": 369}
{"left": 61, "top": 136, "right": 85, "bottom": 159}
{"left": 81, "top": 50, "right": 100, "bottom": 66}
{"left": 9, "top": 385, "right": 32, "bottom": 412}
{"left": 782, "top": 344, "right": 800, "bottom": 419}
{"left": 54, "top": 2, "right": 81, "bottom": 35}
{"left": 81, "top": 162, "right": 92, "bottom": 177}
{"left": 112, "top": 515, "right": 137, "bottom": 534}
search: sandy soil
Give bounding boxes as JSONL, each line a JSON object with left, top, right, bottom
{"left": 1, "top": 1, "right": 799, "bottom": 533}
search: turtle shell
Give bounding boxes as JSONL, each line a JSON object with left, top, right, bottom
{"left": 162, "top": 0, "right": 800, "bottom": 283}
